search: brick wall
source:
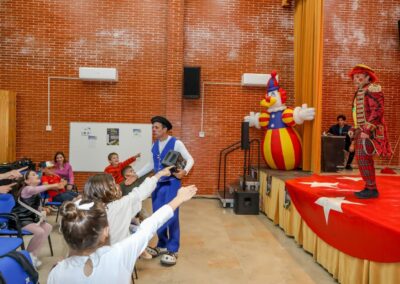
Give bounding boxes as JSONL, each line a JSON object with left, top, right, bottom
{"left": 181, "top": 0, "right": 295, "bottom": 194}
{"left": 322, "top": 0, "right": 400, "bottom": 166}
{"left": 2, "top": 1, "right": 398, "bottom": 195}
{"left": 1, "top": 0, "right": 169, "bottom": 188}
{"left": 1, "top": 0, "right": 295, "bottom": 195}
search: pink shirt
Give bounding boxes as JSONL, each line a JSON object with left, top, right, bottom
{"left": 54, "top": 162, "right": 75, "bottom": 184}
{"left": 21, "top": 185, "right": 48, "bottom": 199}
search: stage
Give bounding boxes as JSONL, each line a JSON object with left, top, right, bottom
{"left": 258, "top": 169, "right": 400, "bottom": 284}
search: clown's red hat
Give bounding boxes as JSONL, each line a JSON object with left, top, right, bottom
{"left": 348, "top": 64, "right": 378, "bottom": 83}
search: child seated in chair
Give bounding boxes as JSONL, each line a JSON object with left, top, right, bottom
{"left": 40, "top": 161, "right": 78, "bottom": 203}
{"left": 11, "top": 170, "right": 65, "bottom": 268}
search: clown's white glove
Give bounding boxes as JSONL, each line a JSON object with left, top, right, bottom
{"left": 244, "top": 112, "right": 260, "bottom": 129}
{"left": 293, "top": 104, "right": 315, "bottom": 125}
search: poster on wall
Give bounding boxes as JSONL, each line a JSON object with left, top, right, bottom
{"left": 107, "top": 128, "right": 120, "bottom": 145}
{"left": 133, "top": 128, "right": 142, "bottom": 137}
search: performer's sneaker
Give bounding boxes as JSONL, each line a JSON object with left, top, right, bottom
{"left": 354, "top": 189, "right": 379, "bottom": 199}
{"left": 345, "top": 165, "right": 353, "bottom": 170}
{"left": 145, "top": 246, "right": 167, "bottom": 258}
{"left": 160, "top": 252, "right": 178, "bottom": 266}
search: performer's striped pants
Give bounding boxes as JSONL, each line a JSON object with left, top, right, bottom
{"left": 355, "top": 137, "right": 376, "bottom": 189}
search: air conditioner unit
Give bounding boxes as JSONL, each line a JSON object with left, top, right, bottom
{"left": 79, "top": 67, "right": 118, "bottom": 82}
{"left": 241, "top": 73, "right": 277, "bottom": 87}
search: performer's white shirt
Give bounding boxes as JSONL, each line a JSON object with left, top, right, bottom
{"left": 136, "top": 136, "right": 194, "bottom": 178}
{"left": 48, "top": 205, "right": 173, "bottom": 284}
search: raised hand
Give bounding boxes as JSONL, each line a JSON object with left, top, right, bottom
{"left": 155, "top": 166, "right": 174, "bottom": 179}
{"left": 1, "top": 166, "right": 28, "bottom": 180}
{"left": 0, "top": 183, "right": 17, "bottom": 194}
{"left": 176, "top": 185, "right": 197, "bottom": 202}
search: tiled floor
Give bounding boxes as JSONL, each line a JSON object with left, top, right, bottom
{"left": 37, "top": 198, "right": 337, "bottom": 284}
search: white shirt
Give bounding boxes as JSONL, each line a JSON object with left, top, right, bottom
{"left": 107, "top": 176, "right": 158, "bottom": 244}
{"left": 136, "top": 136, "right": 194, "bottom": 177}
{"left": 47, "top": 205, "right": 173, "bottom": 284}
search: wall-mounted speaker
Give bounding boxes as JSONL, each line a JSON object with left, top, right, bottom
{"left": 183, "top": 67, "right": 201, "bottom": 99}
{"left": 241, "top": 121, "right": 250, "bottom": 150}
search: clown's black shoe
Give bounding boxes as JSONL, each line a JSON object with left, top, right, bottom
{"left": 354, "top": 189, "right": 379, "bottom": 199}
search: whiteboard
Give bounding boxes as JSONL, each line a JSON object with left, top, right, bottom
{"left": 69, "top": 122, "right": 152, "bottom": 172}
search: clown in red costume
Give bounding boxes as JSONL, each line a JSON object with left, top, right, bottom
{"left": 348, "top": 64, "right": 392, "bottom": 199}
{"left": 245, "top": 71, "right": 315, "bottom": 170}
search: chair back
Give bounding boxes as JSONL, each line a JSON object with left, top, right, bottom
{"left": 0, "top": 194, "right": 15, "bottom": 223}
{"left": 0, "top": 250, "right": 38, "bottom": 284}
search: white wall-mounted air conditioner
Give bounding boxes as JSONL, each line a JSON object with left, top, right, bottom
{"left": 79, "top": 67, "right": 118, "bottom": 82}
{"left": 241, "top": 73, "right": 277, "bottom": 87}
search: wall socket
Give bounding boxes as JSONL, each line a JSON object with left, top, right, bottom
{"left": 46, "top": 125, "right": 52, "bottom": 131}
{"left": 199, "top": 131, "right": 205, "bottom": 138}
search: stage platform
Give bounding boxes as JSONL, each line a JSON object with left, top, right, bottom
{"left": 259, "top": 169, "right": 400, "bottom": 284}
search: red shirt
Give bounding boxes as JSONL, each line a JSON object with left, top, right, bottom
{"left": 104, "top": 156, "right": 137, "bottom": 184}
{"left": 41, "top": 174, "right": 65, "bottom": 201}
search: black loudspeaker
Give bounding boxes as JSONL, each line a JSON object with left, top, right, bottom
{"left": 183, "top": 67, "right": 201, "bottom": 99}
{"left": 321, "top": 136, "right": 345, "bottom": 172}
{"left": 241, "top": 121, "right": 250, "bottom": 150}
{"left": 234, "top": 190, "right": 259, "bottom": 215}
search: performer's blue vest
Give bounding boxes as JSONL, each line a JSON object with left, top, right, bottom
{"left": 152, "top": 136, "right": 179, "bottom": 183}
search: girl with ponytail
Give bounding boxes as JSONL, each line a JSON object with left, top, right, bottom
{"left": 48, "top": 184, "right": 197, "bottom": 283}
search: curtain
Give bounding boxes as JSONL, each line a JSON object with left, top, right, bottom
{"left": 294, "top": 0, "right": 324, "bottom": 172}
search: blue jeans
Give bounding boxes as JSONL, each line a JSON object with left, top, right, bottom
{"left": 52, "top": 191, "right": 78, "bottom": 203}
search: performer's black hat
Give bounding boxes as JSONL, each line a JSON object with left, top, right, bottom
{"left": 151, "top": 116, "right": 172, "bottom": 130}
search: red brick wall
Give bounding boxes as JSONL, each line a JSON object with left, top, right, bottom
{"left": 181, "top": 0, "right": 295, "bottom": 194}
{"left": 1, "top": 0, "right": 295, "bottom": 195}
{"left": 3, "top": 1, "right": 397, "bottom": 195}
{"left": 322, "top": 0, "right": 400, "bottom": 166}
{"left": 1, "top": 0, "right": 169, "bottom": 188}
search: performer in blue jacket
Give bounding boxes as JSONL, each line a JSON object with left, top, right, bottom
{"left": 137, "top": 116, "right": 194, "bottom": 266}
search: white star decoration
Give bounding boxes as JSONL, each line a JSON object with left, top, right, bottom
{"left": 315, "top": 197, "right": 364, "bottom": 224}
{"left": 337, "top": 177, "right": 363, "bottom": 182}
{"left": 300, "top": 182, "right": 339, "bottom": 188}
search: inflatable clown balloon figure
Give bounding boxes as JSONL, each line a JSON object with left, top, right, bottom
{"left": 245, "top": 71, "right": 315, "bottom": 170}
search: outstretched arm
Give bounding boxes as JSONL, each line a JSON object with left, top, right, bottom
{"left": 117, "top": 185, "right": 197, "bottom": 271}
{"left": 131, "top": 166, "right": 173, "bottom": 201}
